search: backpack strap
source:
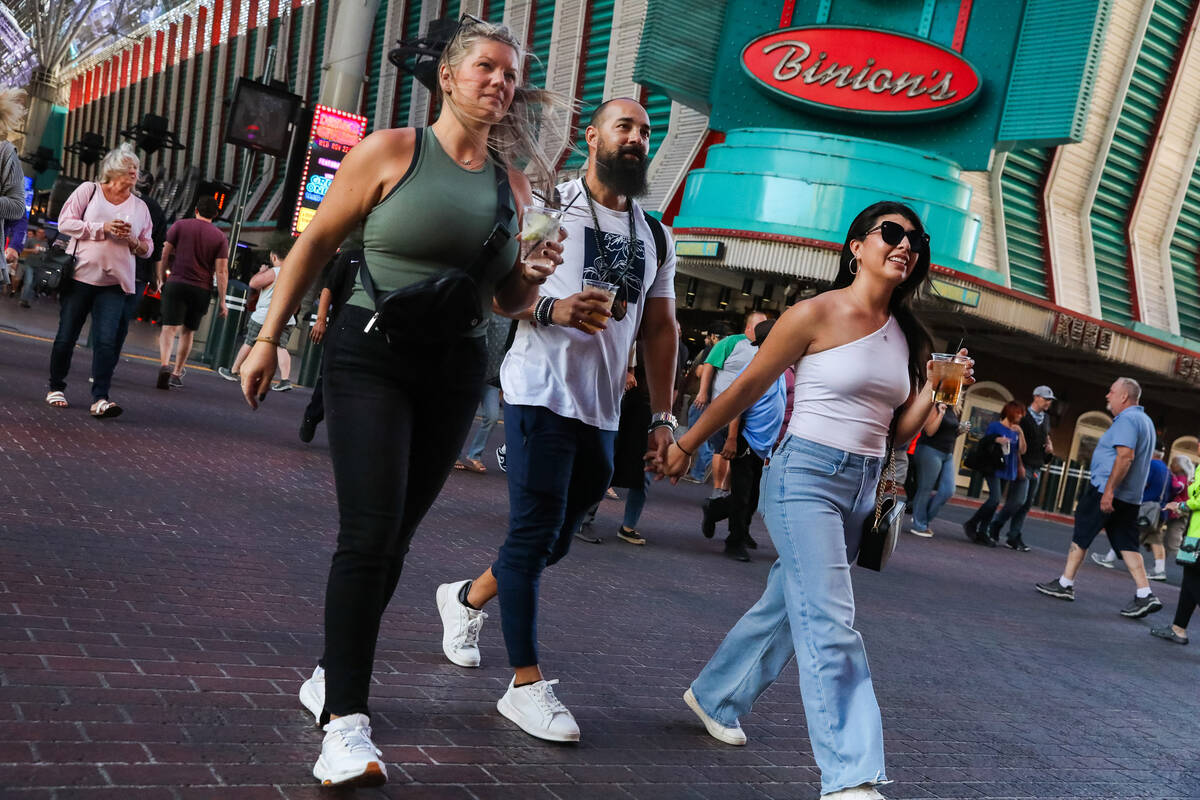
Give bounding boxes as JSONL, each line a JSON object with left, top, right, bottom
{"left": 640, "top": 208, "right": 667, "bottom": 269}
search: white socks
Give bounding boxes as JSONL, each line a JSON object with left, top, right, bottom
{"left": 1059, "top": 575, "right": 1074, "bottom": 588}
{"left": 1155, "top": 559, "right": 1166, "bottom": 573}
{"left": 1136, "top": 586, "right": 1152, "bottom": 598}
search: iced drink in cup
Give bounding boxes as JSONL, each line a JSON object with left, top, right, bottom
{"left": 581, "top": 278, "right": 618, "bottom": 332}
{"left": 519, "top": 204, "right": 563, "bottom": 268}
{"left": 929, "top": 353, "right": 970, "bottom": 406}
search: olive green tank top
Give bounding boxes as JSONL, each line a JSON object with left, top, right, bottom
{"left": 349, "top": 127, "right": 520, "bottom": 336}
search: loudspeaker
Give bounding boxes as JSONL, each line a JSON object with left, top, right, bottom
{"left": 47, "top": 176, "right": 84, "bottom": 221}
{"left": 224, "top": 78, "right": 302, "bottom": 157}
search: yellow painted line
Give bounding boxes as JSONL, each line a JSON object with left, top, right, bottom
{"left": 0, "top": 325, "right": 216, "bottom": 373}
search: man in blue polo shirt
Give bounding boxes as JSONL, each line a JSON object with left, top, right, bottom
{"left": 1036, "top": 377, "right": 1160, "bottom": 617}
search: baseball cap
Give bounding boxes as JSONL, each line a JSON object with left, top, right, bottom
{"left": 1032, "top": 385, "right": 1056, "bottom": 400}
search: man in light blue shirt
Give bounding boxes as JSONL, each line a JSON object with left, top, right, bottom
{"left": 1037, "top": 377, "right": 1161, "bottom": 618}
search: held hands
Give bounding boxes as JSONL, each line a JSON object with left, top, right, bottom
{"left": 239, "top": 341, "right": 279, "bottom": 410}
{"left": 654, "top": 441, "right": 693, "bottom": 483}
{"left": 550, "top": 287, "right": 612, "bottom": 334}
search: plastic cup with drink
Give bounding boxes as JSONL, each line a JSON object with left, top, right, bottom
{"left": 519, "top": 204, "right": 563, "bottom": 269}
{"left": 581, "top": 278, "right": 618, "bottom": 333}
{"left": 929, "top": 353, "right": 970, "bottom": 406}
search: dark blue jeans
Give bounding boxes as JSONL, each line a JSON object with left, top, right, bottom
{"left": 49, "top": 280, "right": 130, "bottom": 402}
{"left": 1003, "top": 467, "right": 1041, "bottom": 536}
{"left": 494, "top": 403, "right": 616, "bottom": 667}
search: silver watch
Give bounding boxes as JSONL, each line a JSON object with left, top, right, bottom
{"left": 647, "top": 411, "right": 678, "bottom": 433}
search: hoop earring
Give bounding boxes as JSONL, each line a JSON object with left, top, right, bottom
{"left": 848, "top": 258, "right": 859, "bottom": 276}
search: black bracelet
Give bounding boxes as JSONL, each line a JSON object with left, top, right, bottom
{"left": 674, "top": 438, "right": 694, "bottom": 457}
{"left": 534, "top": 296, "right": 556, "bottom": 326}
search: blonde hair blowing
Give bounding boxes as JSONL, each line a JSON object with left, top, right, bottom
{"left": 97, "top": 142, "right": 140, "bottom": 183}
{"left": 437, "top": 20, "right": 573, "bottom": 196}
{"left": 0, "top": 88, "right": 27, "bottom": 138}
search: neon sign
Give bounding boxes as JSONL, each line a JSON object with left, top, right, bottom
{"left": 292, "top": 104, "right": 367, "bottom": 236}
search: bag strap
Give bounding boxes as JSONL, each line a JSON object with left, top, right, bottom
{"left": 641, "top": 208, "right": 667, "bottom": 269}
{"left": 360, "top": 158, "right": 514, "bottom": 306}
{"left": 873, "top": 413, "right": 900, "bottom": 526}
{"left": 66, "top": 182, "right": 101, "bottom": 257}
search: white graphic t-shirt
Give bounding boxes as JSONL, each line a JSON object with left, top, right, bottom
{"left": 500, "top": 178, "right": 677, "bottom": 430}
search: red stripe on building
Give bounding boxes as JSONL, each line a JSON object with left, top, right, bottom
{"left": 228, "top": 0, "right": 241, "bottom": 39}
{"left": 120, "top": 51, "right": 130, "bottom": 89}
{"left": 141, "top": 36, "right": 152, "bottom": 79}
{"left": 779, "top": 0, "right": 796, "bottom": 27}
{"left": 131, "top": 45, "right": 141, "bottom": 85}
{"left": 155, "top": 31, "right": 165, "bottom": 73}
{"left": 951, "top": 0, "right": 973, "bottom": 52}
{"left": 167, "top": 22, "right": 178, "bottom": 67}
{"left": 181, "top": 16, "right": 192, "bottom": 61}
{"left": 196, "top": 7, "right": 207, "bottom": 55}
{"left": 269, "top": 0, "right": 279, "bottom": 20}
{"left": 212, "top": 0, "right": 225, "bottom": 48}
{"left": 248, "top": 0, "right": 259, "bottom": 31}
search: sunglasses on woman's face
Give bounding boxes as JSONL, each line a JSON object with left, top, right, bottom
{"left": 866, "top": 220, "right": 930, "bottom": 251}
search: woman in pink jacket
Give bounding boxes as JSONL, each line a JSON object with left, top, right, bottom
{"left": 47, "top": 143, "right": 153, "bottom": 418}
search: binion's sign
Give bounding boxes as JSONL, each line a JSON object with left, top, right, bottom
{"left": 742, "top": 26, "right": 981, "bottom": 120}
{"left": 292, "top": 104, "right": 368, "bottom": 236}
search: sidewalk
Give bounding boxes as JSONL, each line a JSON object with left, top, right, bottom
{"left": 0, "top": 322, "right": 1195, "bottom": 800}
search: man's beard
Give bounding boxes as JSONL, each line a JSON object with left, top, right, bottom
{"left": 594, "top": 144, "right": 650, "bottom": 198}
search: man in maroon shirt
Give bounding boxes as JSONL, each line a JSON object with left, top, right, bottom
{"left": 155, "top": 196, "right": 229, "bottom": 389}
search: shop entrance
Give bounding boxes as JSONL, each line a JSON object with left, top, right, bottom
{"left": 1048, "top": 411, "right": 1112, "bottom": 514}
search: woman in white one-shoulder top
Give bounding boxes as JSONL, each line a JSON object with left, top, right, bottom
{"left": 658, "top": 201, "right": 973, "bottom": 800}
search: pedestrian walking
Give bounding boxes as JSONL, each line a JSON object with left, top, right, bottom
{"left": 1151, "top": 457, "right": 1200, "bottom": 644}
{"left": 236, "top": 17, "right": 565, "bottom": 787}
{"left": 681, "top": 322, "right": 731, "bottom": 483}
{"left": 436, "top": 97, "right": 679, "bottom": 744}
{"left": 991, "top": 386, "right": 1056, "bottom": 550}
{"left": 46, "top": 143, "right": 153, "bottom": 418}
{"left": 962, "top": 401, "right": 1027, "bottom": 547}
{"left": 908, "top": 401, "right": 968, "bottom": 537}
{"left": 155, "top": 196, "right": 229, "bottom": 389}
{"left": 220, "top": 237, "right": 297, "bottom": 391}
{"left": 1036, "top": 378, "right": 1162, "bottom": 618}
{"left": 699, "top": 319, "right": 787, "bottom": 562}
{"left": 659, "top": 201, "right": 972, "bottom": 800}
{"left": 1092, "top": 446, "right": 1172, "bottom": 579}
{"left": 298, "top": 246, "right": 359, "bottom": 443}
{"left": 0, "top": 88, "right": 26, "bottom": 233}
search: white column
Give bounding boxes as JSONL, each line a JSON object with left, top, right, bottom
{"left": 319, "top": 0, "right": 382, "bottom": 112}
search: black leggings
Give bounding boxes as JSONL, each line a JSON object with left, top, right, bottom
{"left": 1174, "top": 566, "right": 1200, "bottom": 630}
{"left": 319, "top": 306, "right": 484, "bottom": 719}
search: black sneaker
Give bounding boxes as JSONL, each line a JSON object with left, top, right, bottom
{"left": 1119, "top": 594, "right": 1163, "bottom": 618}
{"left": 299, "top": 416, "right": 318, "bottom": 444}
{"left": 963, "top": 519, "right": 977, "bottom": 542}
{"left": 723, "top": 543, "right": 751, "bottom": 562}
{"left": 495, "top": 444, "right": 507, "bottom": 473}
{"left": 1035, "top": 578, "right": 1074, "bottom": 600}
{"left": 271, "top": 379, "right": 294, "bottom": 392}
{"left": 574, "top": 523, "right": 602, "bottom": 544}
{"left": 701, "top": 500, "right": 716, "bottom": 539}
{"left": 169, "top": 373, "right": 183, "bottom": 389}
{"left": 156, "top": 366, "right": 171, "bottom": 390}
{"left": 617, "top": 527, "right": 645, "bottom": 546}
{"left": 745, "top": 534, "right": 758, "bottom": 550}
{"left": 1006, "top": 537, "right": 1031, "bottom": 552}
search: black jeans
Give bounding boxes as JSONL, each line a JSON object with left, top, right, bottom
{"left": 49, "top": 279, "right": 129, "bottom": 401}
{"left": 319, "top": 305, "right": 485, "bottom": 719}
{"left": 1174, "top": 566, "right": 1200, "bottom": 629}
{"left": 706, "top": 434, "right": 763, "bottom": 548}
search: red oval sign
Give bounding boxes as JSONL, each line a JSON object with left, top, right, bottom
{"left": 741, "top": 26, "right": 981, "bottom": 118}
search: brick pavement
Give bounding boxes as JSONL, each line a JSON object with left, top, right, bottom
{"left": 0, "top": 323, "right": 1196, "bottom": 800}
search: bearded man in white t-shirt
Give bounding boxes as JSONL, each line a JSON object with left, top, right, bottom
{"left": 436, "top": 98, "right": 679, "bottom": 743}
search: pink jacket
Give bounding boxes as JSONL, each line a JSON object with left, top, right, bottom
{"left": 56, "top": 182, "right": 153, "bottom": 294}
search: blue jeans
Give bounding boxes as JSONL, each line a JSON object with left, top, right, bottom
{"left": 494, "top": 403, "right": 616, "bottom": 667}
{"left": 690, "top": 436, "right": 886, "bottom": 794}
{"left": 622, "top": 473, "right": 650, "bottom": 530}
{"left": 1003, "top": 468, "right": 1041, "bottom": 536}
{"left": 462, "top": 384, "right": 501, "bottom": 462}
{"left": 49, "top": 280, "right": 129, "bottom": 402}
{"left": 687, "top": 403, "right": 714, "bottom": 480}
{"left": 911, "top": 443, "right": 956, "bottom": 529}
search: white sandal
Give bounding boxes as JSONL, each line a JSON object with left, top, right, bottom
{"left": 45, "top": 391, "right": 68, "bottom": 408}
{"left": 89, "top": 399, "right": 123, "bottom": 419}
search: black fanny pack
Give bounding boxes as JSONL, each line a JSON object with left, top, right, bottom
{"left": 360, "top": 158, "right": 513, "bottom": 348}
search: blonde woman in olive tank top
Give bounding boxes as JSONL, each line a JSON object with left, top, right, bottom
{"left": 659, "top": 203, "right": 974, "bottom": 800}
{"left": 238, "top": 19, "right": 567, "bottom": 789}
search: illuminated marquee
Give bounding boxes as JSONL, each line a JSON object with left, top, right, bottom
{"left": 292, "top": 104, "right": 368, "bottom": 236}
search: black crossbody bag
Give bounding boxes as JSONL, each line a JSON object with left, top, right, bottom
{"left": 358, "top": 160, "right": 513, "bottom": 348}
{"left": 36, "top": 182, "right": 100, "bottom": 293}
{"left": 858, "top": 416, "right": 903, "bottom": 572}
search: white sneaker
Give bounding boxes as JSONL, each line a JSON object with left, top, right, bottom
{"left": 436, "top": 580, "right": 488, "bottom": 667}
{"left": 909, "top": 527, "right": 934, "bottom": 538}
{"left": 299, "top": 665, "right": 325, "bottom": 725}
{"left": 496, "top": 678, "right": 580, "bottom": 742}
{"left": 820, "top": 784, "right": 886, "bottom": 800}
{"left": 1148, "top": 570, "right": 1167, "bottom": 581}
{"left": 312, "top": 713, "right": 387, "bottom": 787}
{"left": 683, "top": 687, "right": 746, "bottom": 745}
{"left": 1091, "top": 552, "right": 1117, "bottom": 569}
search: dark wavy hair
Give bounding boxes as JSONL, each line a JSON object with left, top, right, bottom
{"left": 832, "top": 201, "right": 934, "bottom": 390}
